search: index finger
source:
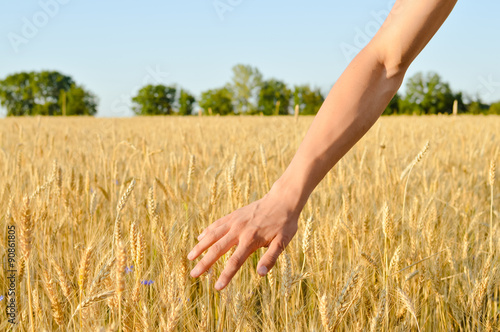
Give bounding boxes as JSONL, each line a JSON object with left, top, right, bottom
{"left": 197, "top": 212, "right": 234, "bottom": 241}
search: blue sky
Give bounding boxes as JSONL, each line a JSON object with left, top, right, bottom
{"left": 1, "top": 0, "right": 499, "bottom": 117}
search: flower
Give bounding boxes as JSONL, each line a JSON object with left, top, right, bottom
{"left": 125, "top": 265, "right": 134, "bottom": 273}
{"left": 141, "top": 280, "right": 154, "bottom": 285}
{"left": 0, "top": 295, "right": 4, "bottom": 301}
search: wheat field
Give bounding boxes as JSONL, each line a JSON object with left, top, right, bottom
{"left": 0, "top": 115, "right": 498, "bottom": 331}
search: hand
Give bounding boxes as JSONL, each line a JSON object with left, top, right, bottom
{"left": 187, "top": 183, "right": 301, "bottom": 291}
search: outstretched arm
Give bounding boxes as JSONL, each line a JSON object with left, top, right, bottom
{"left": 188, "top": 0, "right": 458, "bottom": 291}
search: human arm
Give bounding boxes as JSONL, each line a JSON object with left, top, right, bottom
{"left": 188, "top": 0, "right": 458, "bottom": 291}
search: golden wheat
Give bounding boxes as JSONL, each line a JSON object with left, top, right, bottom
{"left": 0, "top": 115, "right": 498, "bottom": 331}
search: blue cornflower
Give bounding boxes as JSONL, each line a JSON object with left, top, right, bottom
{"left": 125, "top": 265, "right": 134, "bottom": 273}
{"left": 0, "top": 295, "right": 4, "bottom": 301}
{"left": 141, "top": 280, "right": 154, "bottom": 285}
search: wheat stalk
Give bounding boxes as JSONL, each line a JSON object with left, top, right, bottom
{"left": 43, "top": 269, "right": 64, "bottom": 327}
{"left": 396, "top": 288, "right": 420, "bottom": 332}
{"left": 72, "top": 291, "right": 115, "bottom": 318}
{"left": 301, "top": 216, "right": 314, "bottom": 256}
{"left": 78, "top": 246, "right": 93, "bottom": 293}
{"left": 115, "top": 241, "right": 127, "bottom": 332}
{"left": 19, "top": 196, "right": 35, "bottom": 332}
{"left": 370, "top": 289, "right": 386, "bottom": 332}
{"left": 114, "top": 178, "right": 136, "bottom": 249}
{"left": 490, "top": 160, "right": 496, "bottom": 253}
{"left": 332, "top": 267, "right": 361, "bottom": 328}
{"left": 52, "top": 260, "right": 73, "bottom": 299}
{"left": 187, "top": 154, "right": 196, "bottom": 191}
{"left": 198, "top": 304, "right": 208, "bottom": 332}
{"left": 259, "top": 144, "right": 270, "bottom": 190}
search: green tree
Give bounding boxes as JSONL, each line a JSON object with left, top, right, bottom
{"left": 132, "top": 85, "right": 177, "bottom": 115}
{"left": 257, "top": 79, "right": 292, "bottom": 115}
{"left": 0, "top": 71, "right": 97, "bottom": 116}
{"left": 230, "top": 64, "right": 262, "bottom": 114}
{"left": 199, "top": 87, "right": 234, "bottom": 115}
{"left": 382, "top": 93, "right": 401, "bottom": 115}
{"left": 293, "top": 85, "right": 324, "bottom": 115}
{"left": 31, "top": 71, "right": 74, "bottom": 115}
{"left": 467, "top": 97, "right": 489, "bottom": 115}
{"left": 401, "top": 72, "right": 457, "bottom": 114}
{"left": 488, "top": 101, "right": 500, "bottom": 114}
{"left": 60, "top": 84, "right": 98, "bottom": 116}
{"left": 178, "top": 89, "right": 196, "bottom": 115}
{"left": 0, "top": 72, "right": 34, "bottom": 116}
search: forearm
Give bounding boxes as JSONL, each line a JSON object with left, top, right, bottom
{"left": 272, "top": 46, "right": 402, "bottom": 211}
{"left": 272, "top": 0, "right": 457, "bottom": 213}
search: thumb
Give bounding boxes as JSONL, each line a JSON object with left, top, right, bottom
{"left": 256, "top": 235, "right": 288, "bottom": 276}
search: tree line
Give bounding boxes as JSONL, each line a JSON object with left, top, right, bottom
{"left": 0, "top": 71, "right": 97, "bottom": 116}
{"left": 1, "top": 66, "right": 499, "bottom": 116}
{"left": 131, "top": 64, "right": 324, "bottom": 116}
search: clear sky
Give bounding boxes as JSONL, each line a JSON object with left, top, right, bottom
{"left": 1, "top": 0, "right": 499, "bottom": 117}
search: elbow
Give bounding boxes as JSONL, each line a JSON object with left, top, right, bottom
{"left": 382, "top": 55, "right": 409, "bottom": 82}
{"left": 382, "top": 58, "right": 407, "bottom": 81}
{"left": 375, "top": 51, "right": 408, "bottom": 94}
{"left": 367, "top": 40, "right": 410, "bottom": 82}
{"left": 380, "top": 57, "right": 407, "bottom": 96}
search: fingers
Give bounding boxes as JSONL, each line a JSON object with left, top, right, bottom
{"left": 214, "top": 243, "right": 254, "bottom": 291}
{"left": 256, "top": 234, "right": 288, "bottom": 276}
{"left": 189, "top": 232, "right": 237, "bottom": 278}
{"left": 197, "top": 212, "right": 233, "bottom": 241}
{"left": 188, "top": 223, "right": 230, "bottom": 261}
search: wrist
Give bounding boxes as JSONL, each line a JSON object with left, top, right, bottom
{"left": 268, "top": 175, "right": 310, "bottom": 217}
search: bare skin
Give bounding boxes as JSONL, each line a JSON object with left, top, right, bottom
{"left": 188, "top": 0, "right": 458, "bottom": 291}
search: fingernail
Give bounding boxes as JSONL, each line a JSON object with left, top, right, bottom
{"left": 190, "top": 267, "right": 201, "bottom": 278}
{"left": 198, "top": 231, "right": 206, "bottom": 241}
{"left": 214, "top": 281, "right": 224, "bottom": 290}
{"left": 257, "top": 266, "right": 268, "bottom": 276}
{"left": 187, "top": 250, "right": 194, "bottom": 260}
